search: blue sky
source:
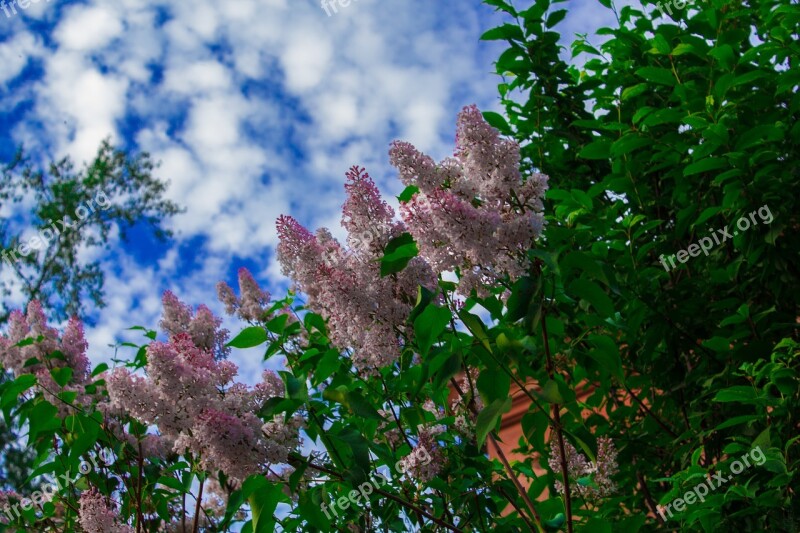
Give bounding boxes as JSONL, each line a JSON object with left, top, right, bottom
{"left": 0, "top": 0, "right": 628, "bottom": 379}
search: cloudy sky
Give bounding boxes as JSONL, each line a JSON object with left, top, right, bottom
{"left": 0, "top": 0, "right": 627, "bottom": 378}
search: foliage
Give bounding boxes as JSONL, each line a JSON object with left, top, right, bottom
{"left": 0, "top": 139, "right": 183, "bottom": 324}
{"left": 0, "top": 140, "right": 181, "bottom": 494}
{"left": 482, "top": 0, "right": 799, "bottom": 530}
{"left": 0, "top": 0, "right": 798, "bottom": 532}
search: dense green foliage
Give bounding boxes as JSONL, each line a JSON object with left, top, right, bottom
{"left": 0, "top": 1, "right": 797, "bottom": 532}
{"left": 0, "top": 141, "right": 181, "bottom": 493}
{"left": 481, "top": 0, "right": 799, "bottom": 529}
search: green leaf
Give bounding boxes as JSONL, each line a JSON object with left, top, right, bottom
{"left": 480, "top": 23, "right": 525, "bottom": 42}
{"left": 538, "top": 379, "right": 564, "bottom": 404}
{"left": 587, "top": 335, "right": 623, "bottom": 381}
{"left": 245, "top": 479, "right": 283, "bottom": 533}
{"left": 684, "top": 158, "right": 728, "bottom": 177}
{"left": 459, "top": 311, "right": 492, "bottom": 353}
{"left": 303, "top": 312, "right": 326, "bottom": 334}
{"left": 28, "top": 401, "right": 61, "bottom": 444}
{"left": 506, "top": 276, "right": 539, "bottom": 322}
{"left": 610, "top": 135, "right": 651, "bottom": 157}
{"left": 671, "top": 43, "right": 697, "bottom": 56}
{"left": 90, "top": 362, "right": 109, "bottom": 378}
{"left": 380, "top": 232, "right": 419, "bottom": 276}
{"left": 413, "top": 305, "right": 451, "bottom": 356}
{"left": 545, "top": 9, "right": 567, "bottom": 28}
{"left": 569, "top": 279, "right": 614, "bottom": 317}
{"left": 265, "top": 314, "right": 289, "bottom": 335}
{"left": 713, "top": 386, "right": 759, "bottom": 403}
{"left": 2, "top": 374, "right": 37, "bottom": 409}
{"left": 477, "top": 367, "right": 511, "bottom": 404}
{"left": 345, "top": 392, "right": 383, "bottom": 421}
{"left": 280, "top": 372, "right": 308, "bottom": 401}
{"left": 227, "top": 327, "right": 267, "bottom": 349}
{"left": 476, "top": 397, "right": 512, "bottom": 446}
{"left": 156, "top": 476, "right": 185, "bottom": 492}
{"left": 702, "top": 336, "right": 731, "bottom": 353}
{"left": 544, "top": 512, "right": 566, "bottom": 530}
{"left": 578, "top": 140, "right": 612, "bottom": 160}
{"left": 397, "top": 185, "right": 419, "bottom": 203}
{"left": 635, "top": 66, "right": 676, "bottom": 86}
{"left": 482, "top": 111, "right": 510, "bottom": 133}
{"left": 621, "top": 83, "right": 649, "bottom": 101}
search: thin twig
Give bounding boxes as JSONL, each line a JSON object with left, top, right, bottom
{"left": 623, "top": 384, "right": 679, "bottom": 439}
{"left": 192, "top": 475, "right": 205, "bottom": 533}
{"left": 542, "top": 309, "right": 573, "bottom": 533}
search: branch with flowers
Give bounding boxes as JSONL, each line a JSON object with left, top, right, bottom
{"left": 2, "top": 93, "right": 795, "bottom": 533}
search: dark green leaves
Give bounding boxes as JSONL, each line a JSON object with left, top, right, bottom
{"left": 379, "top": 232, "right": 418, "bottom": 276}
{"left": 413, "top": 304, "right": 451, "bottom": 356}
{"left": 569, "top": 279, "right": 614, "bottom": 318}
{"left": 480, "top": 23, "right": 525, "bottom": 42}
{"left": 242, "top": 477, "right": 284, "bottom": 533}
{"left": 635, "top": 66, "right": 677, "bottom": 86}
{"left": 476, "top": 397, "right": 512, "bottom": 446}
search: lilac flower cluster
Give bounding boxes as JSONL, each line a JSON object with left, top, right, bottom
{"left": 77, "top": 489, "right": 133, "bottom": 533}
{"left": 105, "top": 290, "right": 302, "bottom": 482}
{"left": 548, "top": 436, "right": 619, "bottom": 499}
{"left": 0, "top": 301, "right": 92, "bottom": 416}
{"left": 276, "top": 167, "right": 437, "bottom": 373}
{"left": 217, "top": 267, "right": 272, "bottom": 323}
{"left": 277, "top": 106, "right": 548, "bottom": 370}
{"left": 390, "top": 104, "right": 549, "bottom": 297}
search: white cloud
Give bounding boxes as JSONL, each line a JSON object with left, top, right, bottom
{"left": 54, "top": 4, "right": 124, "bottom": 51}
{"left": 1, "top": 0, "right": 518, "bottom": 359}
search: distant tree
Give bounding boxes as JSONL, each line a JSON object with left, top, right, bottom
{"left": 0, "top": 139, "right": 183, "bottom": 324}
{"left": 0, "top": 139, "right": 182, "bottom": 490}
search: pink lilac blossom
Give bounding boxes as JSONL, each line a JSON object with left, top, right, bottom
{"left": 400, "top": 431, "right": 444, "bottom": 483}
{"left": 0, "top": 302, "right": 93, "bottom": 415}
{"left": 105, "top": 292, "right": 302, "bottom": 482}
{"left": 160, "top": 291, "right": 230, "bottom": 359}
{"left": 389, "top": 104, "right": 549, "bottom": 296}
{"left": 78, "top": 489, "right": 133, "bottom": 533}
{"left": 548, "top": 436, "right": 618, "bottom": 499}
{"left": 276, "top": 167, "right": 437, "bottom": 372}
{"left": 377, "top": 408, "right": 403, "bottom": 447}
{"left": 449, "top": 369, "right": 484, "bottom": 440}
{"left": 217, "top": 268, "right": 272, "bottom": 322}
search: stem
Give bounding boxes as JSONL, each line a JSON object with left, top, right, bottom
{"left": 488, "top": 435, "right": 542, "bottom": 532}
{"left": 136, "top": 442, "right": 144, "bottom": 533}
{"left": 192, "top": 475, "right": 205, "bottom": 533}
{"left": 623, "top": 384, "right": 679, "bottom": 439}
{"left": 636, "top": 471, "right": 664, "bottom": 524}
{"left": 541, "top": 310, "right": 573, "bottom": 533}
{"left": 299, "top": 458, "right": 464, "bottom": 532}
{"left": 450, "top": 377, "right": 543, "bottom": 532}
